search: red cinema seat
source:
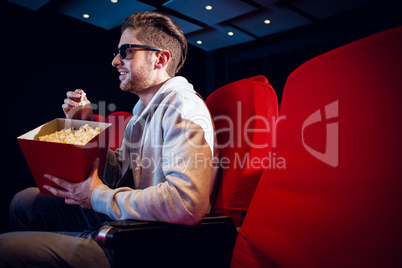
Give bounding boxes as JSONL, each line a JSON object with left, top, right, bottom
{"left": 92, "top": 114, "right": 104, "bottom": 122}
{"left": 206, "top": 75, "right": 279, "bottom": 226}
{"left": 105, "top": 111, "right": 132, "bottom": 151}
{"left": 231, "top": 26, "right": 402, "bottom": 267}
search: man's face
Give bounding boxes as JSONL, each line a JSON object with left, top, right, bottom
{"left": 112, "top": 28, "right": 155, "bottom": 95}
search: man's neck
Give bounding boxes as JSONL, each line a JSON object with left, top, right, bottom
{"left": 139, "top": 77, "right": 171, "bottom": 106}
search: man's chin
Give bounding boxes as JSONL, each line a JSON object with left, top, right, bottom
{"left": 120, "top": 86, "right": 129, "bottom": 92}
{"left": 120, "top": 82, "right": 139, "bottom": 95}
{"left": 119, "top": 81, "right": 130, "bottom": 92}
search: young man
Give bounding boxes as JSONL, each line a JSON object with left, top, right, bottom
{"left": 0, "top": 12, "right": 218, "bottom": 267}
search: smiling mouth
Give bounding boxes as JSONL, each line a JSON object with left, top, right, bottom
{"left": 119, "top": 71, "right": 128, "bottom": 80}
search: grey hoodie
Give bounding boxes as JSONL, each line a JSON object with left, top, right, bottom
{"left": 92, "top": 77, "right": 218, "bottom": 225}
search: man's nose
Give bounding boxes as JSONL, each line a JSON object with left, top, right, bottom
{"left": 111, "top": 54, "right": 122, "bottom": 67}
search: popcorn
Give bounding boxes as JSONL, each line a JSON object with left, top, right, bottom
{"left": 78, "top": 92, "right": 87, "bottom": 106}
{"left": 38, "top": 124, "right": 101, "bottom": 145}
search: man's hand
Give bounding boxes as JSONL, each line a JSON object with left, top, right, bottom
{"left": 62, "top": 89, "right": 94, "bottom": 120}
{"left": 43, "top": 158, "right": 103, "bottom": 209}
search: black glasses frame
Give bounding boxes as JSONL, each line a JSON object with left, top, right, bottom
{"left": 113, "top": 44, "right": 163, "bottom": 59}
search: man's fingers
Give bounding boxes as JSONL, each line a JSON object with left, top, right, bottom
{"left": 66, "top": 90, "right": 84, "bottom": 99}
{"left": 44, "top": 185, "right": 82, "bottom": 207}
{"left": 64, "top": 98, "right": 79, "bottom": 107}
{"left": 44, "top": 174, "right": 73, "bottom": 191}
{"left": 62, "top": 99, "right": 79, "bottom": 118}
{"left": 43, "top": 184, "right": 71, "bottom": 199}
{"left": 65, "top": 198, "right": 80, "bottom": 206}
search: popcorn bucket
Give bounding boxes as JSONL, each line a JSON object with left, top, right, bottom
{"left": 17, "top": 118, "right": 111, "bottom": 195}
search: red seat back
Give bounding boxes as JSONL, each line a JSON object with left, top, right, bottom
{"left": 205, "top": 75, "right": 278, "bottom": 226}
{"left": 92, "top": 114, "right": 104, "bottom": 123}
{"left": 105, "top": 111, "right": 132, "bottom": 151}
{"left": 232, "top": 26, "right": 402, "bottom": 267}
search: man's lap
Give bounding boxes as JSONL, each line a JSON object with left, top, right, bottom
{"left": 0, "top": 231, "right": 110, "bottom": 267}
{"left": 10, "top": 187, "right": 107, "bottom": 232}
{"left": 2, "top": 187, "right": 112, "bottom": 267}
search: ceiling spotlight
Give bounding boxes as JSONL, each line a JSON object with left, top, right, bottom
{"left": 111, "top": 0, "right": 118, "bottom": 3}
{"left": 264, "top": 19, "right": 271, "bottom": 24}
{"left": 228, "top": 31, "right": 234, "bottom": 36}
{"left": 205, "top": 5, "right": 213, "bottom": 10}
{"left": 83, "top": 14, "right": 90, "bottom": 18}
{"left": 197, "top": 40, "right": 202, "bottom": 44}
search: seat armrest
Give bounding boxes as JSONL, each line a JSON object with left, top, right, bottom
{"left": 96, "top": 214, "right": 237, "bottom": 267}
{"left": 97, "top": 214, "right": 236, "bottom": 247}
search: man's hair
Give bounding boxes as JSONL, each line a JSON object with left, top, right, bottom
{"left": 121, "top": 12, "right": 188, "bottom": 77}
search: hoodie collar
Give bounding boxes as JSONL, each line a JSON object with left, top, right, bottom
{"left": 131, "top": 76, "right": 194, "bottom": 122}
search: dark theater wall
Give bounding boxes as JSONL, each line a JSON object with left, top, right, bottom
{"left": 210, "top": 0, "right": 402, "bottom": 104}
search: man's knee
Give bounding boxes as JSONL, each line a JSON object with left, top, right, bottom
{"left": 9, "top": 187, "right": 40, "bottom": 231}
{"left": 10, "top": 187, "right": 39, "bottom": 212}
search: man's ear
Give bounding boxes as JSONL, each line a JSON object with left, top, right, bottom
{"left": 154, "top": 50, "right": 171, "bottom": 70}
